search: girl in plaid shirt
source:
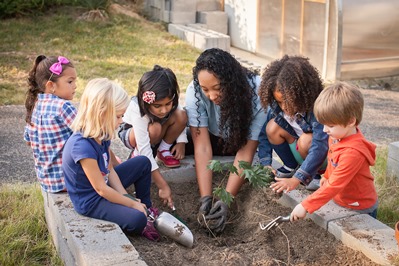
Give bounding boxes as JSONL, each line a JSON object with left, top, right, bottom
{"left": 24, "top": 55, "right": 77, "bottom": 193}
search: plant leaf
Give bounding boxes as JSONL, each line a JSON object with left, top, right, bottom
{"left": 207, "top": 160, "right": 223, "bottom": 173}
{"left": 213, "top": 188, "right": 234, "bottom": 207}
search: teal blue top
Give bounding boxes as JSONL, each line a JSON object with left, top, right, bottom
{"left": 185, "top": 75, "right": 267, "bottom": 141}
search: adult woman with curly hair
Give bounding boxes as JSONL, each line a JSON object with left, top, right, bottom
{"left": 185, "top": 48, "right": 267, "bottom": 233}
{"left": 258, "top": 55, "right": 328, "bottom": 193}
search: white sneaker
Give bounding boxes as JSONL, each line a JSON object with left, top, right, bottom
{"left": 305, "top": 178, "right": 320, "bottom": 191}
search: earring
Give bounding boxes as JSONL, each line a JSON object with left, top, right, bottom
{"left": 52, "top": 87, "right": 55, "bottom": 94}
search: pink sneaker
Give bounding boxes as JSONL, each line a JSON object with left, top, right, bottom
{"left": 142, "top": 220, "right": 160, "bottom": 242}
{"left": 157, "top": 150, "right": 180, "bottom": 168}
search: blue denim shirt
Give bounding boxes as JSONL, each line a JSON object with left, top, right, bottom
{"left": 258, "top": 101, "right": 328, "bottom": 185}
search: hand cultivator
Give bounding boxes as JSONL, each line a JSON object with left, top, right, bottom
{"left": 259, "top": 215, "right": 291, "bottom": 231}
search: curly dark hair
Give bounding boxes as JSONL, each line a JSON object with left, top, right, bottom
{"left": 258, "top": 55, "right": 323, "bottom": 116}
{"left": 192, "top": 48, "right": 258, "bottom": 153}
{"left": 25, "top": 55, "right": 74, "bottom": 124}
{"left": 136, "top": 65, "right": 179, "bottom": 123}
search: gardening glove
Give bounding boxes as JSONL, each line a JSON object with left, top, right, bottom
{"left": 205, "top": 200, "right": 228, "bottom": 234}
{"left": 197, "top": 195, "right": 213, "bottom": 227}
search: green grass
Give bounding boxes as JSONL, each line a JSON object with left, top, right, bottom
{"left": 373, "top": 146, "right": 399, "bottom": 227}
{"left": 0, "top": 183, "right": 63, "bottom": 266}
{"left": 0, "top": 5, "right": 200, "bottom": 105}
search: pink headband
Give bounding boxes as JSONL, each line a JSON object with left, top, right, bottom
{"left": 143, "top": 91, "right": 156, "bottom": 104}
{"left": 49, "top": 56, "right": 69, "bottom": 79}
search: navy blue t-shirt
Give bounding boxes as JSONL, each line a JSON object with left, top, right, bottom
{"left": 62, "top": 132, "right": 111, "bottom": 215}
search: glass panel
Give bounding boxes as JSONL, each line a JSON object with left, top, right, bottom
{"left": 342, "top": 0, "right": 399, "bottom": 61}
{"left": 257, "top": 0, "right": 282, "bottom": 59}
{"left": 302, "top": 2, "right": 326, "bottom": 72}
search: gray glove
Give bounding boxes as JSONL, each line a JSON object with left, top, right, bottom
{"left": 205, "top": 200, "right": 228, "bottom": 234}
{"left": 197, "top": 196, "right": 213, "bottom": 227}
{"left": 199, "top": 195, "right": 213, "bottom": 215}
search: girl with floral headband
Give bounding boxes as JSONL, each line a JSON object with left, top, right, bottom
{"left": 24, "top": 55, "right": 77, "bottom": 193}
{"left": 118, "top": 65, "right": 187, "bottom": 208}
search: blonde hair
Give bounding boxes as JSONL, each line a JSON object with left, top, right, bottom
{"left": 72, "top": 78, "right": 129, "bottom": 141}
{"left": 314, "top": 81, "right": 364, "bottom": 126}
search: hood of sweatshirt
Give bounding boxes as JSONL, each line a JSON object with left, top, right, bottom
{"left": 330, "top": 127, "right": 376, "bottom": 166}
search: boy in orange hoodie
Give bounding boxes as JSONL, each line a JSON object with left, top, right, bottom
{"left": 290, "top": 82, "right": 378, "bottom": 221}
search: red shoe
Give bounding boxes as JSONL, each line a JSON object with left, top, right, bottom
{"left": 157, "top": 150, "right": 180, "bottom": 168}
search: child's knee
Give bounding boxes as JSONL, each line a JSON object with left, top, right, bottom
{"left": 125, "top": 213, "right": 147, "bottom": 234}
{"left": 148, "top": 122, "right": 162, "bottom": 144}
{"left": 297, "top": 133, "right": 312, "bottom": 153}
{"left": 266, "top": 119, "right": 279, "bottom": 137}
{"left": 174, "top": 108, "right": 188, "bottom": 126}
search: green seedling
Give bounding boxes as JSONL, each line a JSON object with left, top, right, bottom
{"left": 207, "top": 160, "right": 274, "bottom": 207}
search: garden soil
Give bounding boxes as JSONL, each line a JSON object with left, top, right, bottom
{"left": 129, "top": 179, "right": 378, "bottom": 266}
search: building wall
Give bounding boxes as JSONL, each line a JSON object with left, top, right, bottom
{"left": 224, "top": 0, "right": 258, "bottom": 52}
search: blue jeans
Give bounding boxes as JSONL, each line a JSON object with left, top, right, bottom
{"left": 85, "top": 156, "right": 152, "bottom": 235}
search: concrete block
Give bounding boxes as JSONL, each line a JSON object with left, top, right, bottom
{"left": 167, "top": 24, "right": 230, "bottom": 51}
{"left": 187, "top": 23, "right": 207, "bottom": 29}
{"left": 152, "top": 0, "right": 163, "bottom": 9}
{"left": 197, "top": 0, "right": 221, "bottom": 11}
{"left": 169, "top": 0, "right": 196, "bottom": 12}
{"left": 168, "top": 11, "right": 196, "bottom": 24}
{"left": 328, "top": 214, "right": 397, "bottom": 265}
{"left": 161, "top": 10, "right": 170, "bottom": 23}
{"left": 168, "top": 23, "right": 184, "bottom": 38}
{"left": 387, "top": 141, "right": 399, "bottom": 179}
{"left": 197, "top": 11, "right": 228, "bottom": 35}
{"left": 42, "top": 191, "right": 147, "bottom": 266}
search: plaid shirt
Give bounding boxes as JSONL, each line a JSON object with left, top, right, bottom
{"left": 24, "top": 93, "right": 77, "bottom": 192}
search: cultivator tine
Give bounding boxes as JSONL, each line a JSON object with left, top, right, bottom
{"left": 259, "top": 215, "right": 291, "bottom": 231}
{"left": 259, "top": 216, "right": 281, "bottom": 231}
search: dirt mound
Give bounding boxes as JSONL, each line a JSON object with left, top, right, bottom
{"left": 129, "top": 178, "right": 377, "bottom": 265}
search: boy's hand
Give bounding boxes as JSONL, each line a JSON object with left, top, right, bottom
{"left": 270, "top": 177, "right": 301, "bottom": 193}
{"left": 291, "top": 203, "right": 307, "bottom": 222}
{"left": 171, "top": 142, "right": 185, "bottom": 160}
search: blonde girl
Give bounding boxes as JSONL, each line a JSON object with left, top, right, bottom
{"left": 62, "top": 78, "right": 159, "bottom": 241}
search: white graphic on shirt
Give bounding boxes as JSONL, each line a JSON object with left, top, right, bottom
{"left": 102, "top": 152, "right": 109, "bottom": 184}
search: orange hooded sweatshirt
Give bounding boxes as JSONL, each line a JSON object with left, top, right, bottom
{"left": 302, "top": 128, "right": 377, "bottom": 214}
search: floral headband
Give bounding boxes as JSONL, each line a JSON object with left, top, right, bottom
{"left": 142, "top": 91, "right": 156, "bottom": 104}
{"left": 48, "top": 56, "right": 69, "bottom": 81}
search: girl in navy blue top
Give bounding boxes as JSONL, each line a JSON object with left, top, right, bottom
{"left": 62, "top": 78, "right": 159, "bottom": 241}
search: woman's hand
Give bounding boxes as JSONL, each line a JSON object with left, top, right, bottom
{"left": 171, "top": 142, "right": 185, "bottom": 160}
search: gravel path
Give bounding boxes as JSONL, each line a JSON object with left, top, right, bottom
{"left": 0, "top": 88, "right": 398, "bottom": 184}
